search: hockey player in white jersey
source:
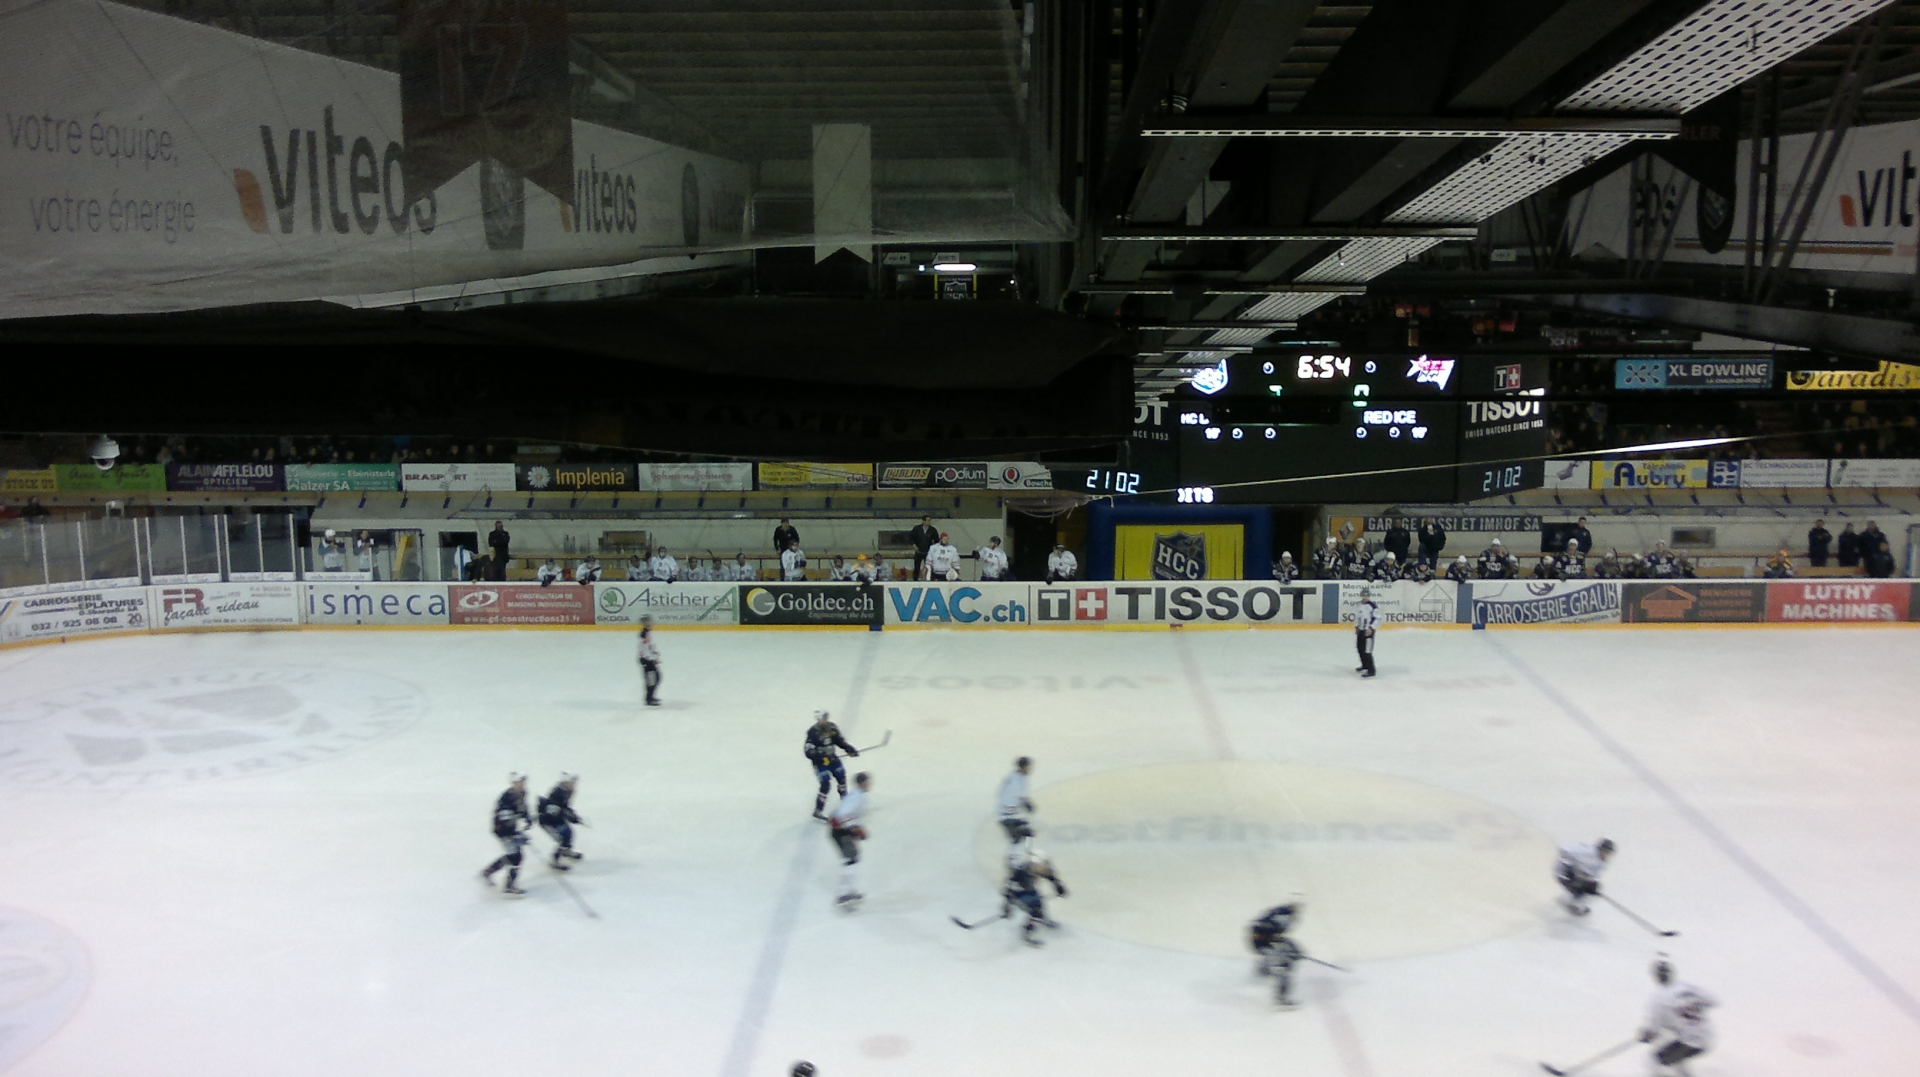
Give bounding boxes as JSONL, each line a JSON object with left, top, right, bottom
{"left": 636, "top": 615, "right": 662, "bottom": 707}
{"left": 996, "top": 756, "right": 1035, "bottom": 841}
{"left": 1641, "top": 956, "right": 1717, "bottom": 1075}
{"left": 780, "top": 541, "right": 807, "bottom": 581}
{"left": 829, "top": 772, "right": 872, "bottom": 910}
{"left": 650, "top": 547, "right": 679, "bottom": 582}
{"left": 977, "top": 536, "right": 1009, "bottom": 581}
{"left": 537, "top": 558, "right": 563, "bottom": 587}
{"left": 923, "top": 533, "right": 961, "bottom": 580}
{"left": 1554, "top": 838, "right": 1614, "bottom": 916}
{"left": 1045, "top": 543, "right": 1078, "bottom": 582}
{"left": 729, "top": 552, "right": 756, "bottom": 581}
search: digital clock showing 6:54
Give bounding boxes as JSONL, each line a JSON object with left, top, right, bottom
{"left": 1225, "top": 353, "right": 1460, "bottom": 397}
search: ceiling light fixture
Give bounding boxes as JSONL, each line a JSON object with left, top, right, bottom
{"left": 931, "top": 262, "right": 978, "bottom": 273}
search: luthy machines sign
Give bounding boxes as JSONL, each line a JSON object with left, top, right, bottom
{"left": 0, "top": 0, "right": 749, "bottom": 317}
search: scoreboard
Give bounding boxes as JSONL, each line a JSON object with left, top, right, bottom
{"left": 1175, "top": 351, "right": 1549, "bottom": 502}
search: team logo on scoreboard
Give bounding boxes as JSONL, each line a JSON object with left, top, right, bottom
{"left": 1152, "top": 532, "right": 1207, "bottom": 581}
{"left": 1407, "top": 355, "right": 1456, "bottom": 390}
{"left": 1190, "top": 359, "right": 1230, "bottom": 395}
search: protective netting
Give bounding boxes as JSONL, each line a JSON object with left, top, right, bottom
{"left": 0, "top": 0, "right": 1070, "bottom": 317}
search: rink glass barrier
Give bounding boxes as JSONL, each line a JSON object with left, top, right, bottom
{"left": 4, "top": 580, "right": 1920, "bottom": 646}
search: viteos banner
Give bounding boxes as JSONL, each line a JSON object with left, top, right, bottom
{"left": 738, "top": 584, "right": 881, "bottom": 627}
{"left": 634, "top": 463, "right": 754, "bottom": 492}
{"left": 0, "top": 588, "right": 150, "bottom": 643}
{"left": 594, "top": 582, "right": 738, "bottom": 626}
{"left": 1470, "top": 581, "right": 1621, "bottom": 626}
{"left": 153, "top": 583, "right": 300, "bottom": 629}
{"left": 0, "top": 0, "right": 750, "bottom": 317}
{"left": 305, "top": 583, "right": 450, "bottom": 625}
{"left": 1029, "top": 582, "right": 1324, "bottom": 626}
{"left": 1333, "top": 581, "right": 1461, "bottom": 625}
{"left": 1827, "top": 459, "right": 1920, "bottom": 488}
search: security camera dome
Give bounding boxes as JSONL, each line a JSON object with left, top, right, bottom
{"left": 88, "top": 435, "right": 121, "bottom": 471}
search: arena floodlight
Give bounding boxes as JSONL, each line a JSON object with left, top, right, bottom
{"left": 931, "top": 262, "right": 978, "bottom": 273}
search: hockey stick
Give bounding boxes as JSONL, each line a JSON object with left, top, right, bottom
{"left": 554, "top": 873, "right": 601, "bottom": 919}
{"left": 1302, "top": 956, "right": 1349, "bottom": 972}
{"left": 950, "top": 906, "right": 1011, "bottom": 930}
{"left": 1539, "top": 1037, "right": 1637, "bottom": 1075}
{"left": 1601, "top": 894, "right": 1679, "bottom": 937}
{"left": 856, "top": 729, "right": 892, "bottom": 754}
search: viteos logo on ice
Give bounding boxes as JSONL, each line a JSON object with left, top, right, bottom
{"left": 0, "top": 668, "right": 425, "bottom": 788}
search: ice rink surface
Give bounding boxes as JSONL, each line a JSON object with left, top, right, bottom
{"left": 2, "top": 622, "right": 1918, "bottom": 1076}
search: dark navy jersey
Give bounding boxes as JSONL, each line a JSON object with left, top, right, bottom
{"left": 1249, "top": 904, "right": 1297, "bottom": 950}
{"left": 804, "top": 723, "right": 855, "bottom": 767}
{"left": 492, "top": 789, "right": 529, "bottom": 837}
{"left": 538, "top": 786, "right": 579, "bottom": 826}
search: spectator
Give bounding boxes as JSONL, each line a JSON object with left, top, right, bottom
{"left": 908, "top": 515, "right": 939, "bottom": 579}
{"left": 1273, "top": 551, "right": 1300, "bottom": 583}
{"left": 1382, "top": 520, "right": 1412, "bottom": 564}
{"left": 1807, "top": 519, "right": 1832, "bottom": 568}
{"left": 1568, "top": 518, "right": 1595, "bottom": 558}
{"left": 625, "top": 555, "right": 648, "bottom": 581}
{"left": 537, "top": 558, "right": 562, "bottom": 587}
{"left": 1837, "top": 523, "right": 1861, "bottom": 568}
{"left": 355, "top": 531, "right": 376, "bottom": 573}
{"left": 650, "top": 546, "right": 678, "bottom": 582}
{"left": 1763, "top": 549, "right": 1796, "bottom": 579}
{"left": 977, "top": 536, "right": 1010, "bottom": 581}
{"left": 1444, "top": 555, "right": 1472, "bottom": 583}
{"left": 773, "top": 518, "right": 800, "bottom": 556}
{"left": 321, "top": 530, "right": 346, "bottom": 572}
{"left": 1866, "top": 539, "right": 1897, "bottom": 578}
{"left": 488, "top": 521, "right": 511, "bottom": 564}
{"left": 780, "top": 540, "right": 807, "bottom": 581}
{"left": 1860, "top": 520, "right": 1887, "bottom": 560}
{"left": 1417, "top": 518, "right": 1447, "bottom": 566}
{"left": 485, "top": 550, "right": 508, "bottom": 582}
{"left": 466, "top": 551, "right": 492, "bottom": 581}
{"left": 574, "top": 556, "right": 601, "bottom": 585}
{"left": 1046, "top": 543, "right": 1078, "bottom": 582}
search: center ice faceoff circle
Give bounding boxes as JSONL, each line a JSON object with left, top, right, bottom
{"left": 975, "top": 761, "right": 1553, "bottom": 961}
{"left": 0, "top": 667, "right": 425, "bottom": 788}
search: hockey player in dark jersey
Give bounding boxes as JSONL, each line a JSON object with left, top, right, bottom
{"left": 481, "top": 773, "right": 532, "bottom": 896}
{"left": 1004, "top": 845, "right": 1068, "bottom": 947}
{"left": 538, "top": 773, "right": 585, "bottom": 870}
{"left": 805, "top": 710, "right": 860, "bottom": 819}
{"left": 1249, "top": 899, "right": 1306, "bottom": 1006}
